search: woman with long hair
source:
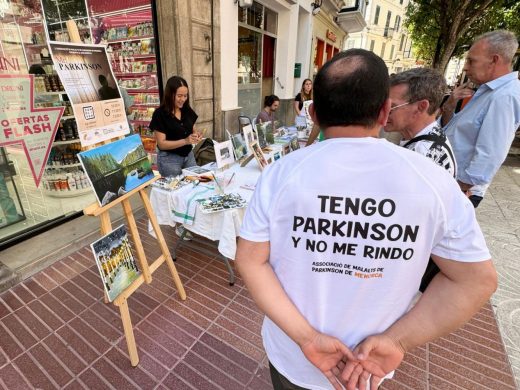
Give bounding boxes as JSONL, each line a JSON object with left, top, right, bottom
{"left": 149, "top": 76, "right": 201, "bottom": 178}
{"left": 293, "top": 78, "right": 313, "bottom": 116}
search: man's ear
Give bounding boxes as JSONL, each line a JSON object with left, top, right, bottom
{"left": 309, "top": 103, "right": 320, "bottom": 126}
{"left": 378, "top": 98, "right": 391, "bottom": 126}
{"left": 417, "top": 99, "right": 430, "bottom": 113}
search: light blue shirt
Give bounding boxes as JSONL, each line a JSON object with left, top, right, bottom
{"left": 444, "top": 72, "right": 520, "bottom": 196}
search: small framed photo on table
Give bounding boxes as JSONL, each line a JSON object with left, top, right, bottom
{"left": 250, "top": 141, "right": 269, "bottom": 170}
{"left": 243, "top": 124, "right": 256, "bottom": 154}
{"left": 214, "top": 140, "right": 235, "bottom": 169}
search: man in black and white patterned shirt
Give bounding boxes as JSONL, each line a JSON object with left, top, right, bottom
{"left": 385, "top": 68, "right": 458, "bottom": 293}
{"left": 384, "top": 68, "right": 457, "bottom": 178}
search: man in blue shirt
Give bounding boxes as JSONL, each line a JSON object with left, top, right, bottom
{"left": 442, "top": 30, "right": 520, "bottom": 208}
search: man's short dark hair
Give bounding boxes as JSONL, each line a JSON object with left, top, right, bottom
{"left": 313, "top": 49, "right": 389, "bottom": 128}
{"left": 390, "top": 68, "right": 447, "bottom": 115}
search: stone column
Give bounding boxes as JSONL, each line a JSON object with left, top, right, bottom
{"left": 155, "top": 0, "right": 222, "bottom": 140}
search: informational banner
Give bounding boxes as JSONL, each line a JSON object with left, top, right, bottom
{"left": 0, "top": 75, "right": 64, "bottom": 187}
{"left": 49, "top": 42, "right": 129, "bottom": 146}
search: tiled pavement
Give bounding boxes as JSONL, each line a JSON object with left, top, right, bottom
{"left": 477, "top": 156, "right": 520, "bottom": 387}
{"left": 1, "top": 160, "right": 519, "bottom": 389}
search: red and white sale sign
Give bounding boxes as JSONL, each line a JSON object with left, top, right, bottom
{"left": 0, "top": 75, "right": 63, "bottom": 187}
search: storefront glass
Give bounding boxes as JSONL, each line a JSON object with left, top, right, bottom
{"left": 0, "top": 0, "right": 160, "bottom": 249}
{"left": 238, "top": 1, "right": 277, "bottom": 120}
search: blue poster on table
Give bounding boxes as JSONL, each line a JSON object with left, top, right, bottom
{"left": 78, "top": 134, "right": 154, "bottom": 206}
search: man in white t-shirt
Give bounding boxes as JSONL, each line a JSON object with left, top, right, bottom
{"left": 236, "top": 49, "right": 497, "bottom": 390}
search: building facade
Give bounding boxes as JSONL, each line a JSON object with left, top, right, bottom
{"left": 221, "top": 0, "right": 318, "bottom": 132}
{"left": 345, "top": 0, "right": 415, "bottom": 73}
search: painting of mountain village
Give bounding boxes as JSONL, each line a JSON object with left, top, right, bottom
{"left": 78, "top": 134, "right": 154, "bottom": 206}
{"left": 90, "top": 225, "right": 140, "bottom": 302}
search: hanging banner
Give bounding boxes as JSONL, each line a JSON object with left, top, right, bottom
{"left": 0, "top": 75, "right": 64, "bottom": 187}
{"left": 48, "top": 42, "right": 129, "bottom": 147}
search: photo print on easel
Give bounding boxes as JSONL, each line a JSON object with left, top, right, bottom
{"left": 78, "top": 134, "right": 154, "bottom": 206}
{"left": 213, "top": 139, "right": 235, "bottom": 169}
{"left": 90, "top": 225, "right": 141, "bottom": 302}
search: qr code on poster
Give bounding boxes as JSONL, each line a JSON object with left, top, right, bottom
{"left": 83, "top": 106, "right": 95, "bottom": 120}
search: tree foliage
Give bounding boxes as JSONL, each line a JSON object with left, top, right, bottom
{"left": 405, "top": 0, "right": 520, "bottom": 73}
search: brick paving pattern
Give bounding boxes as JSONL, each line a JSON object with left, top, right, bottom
{"left": 478, "top": 157, "right": 520, "bottom": 386}
{"left": 0, "top": 204, "right": 518, "bottom": 389}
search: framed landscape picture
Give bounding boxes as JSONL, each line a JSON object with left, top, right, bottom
{"left": 227, "top": 130, "right": 248, "bottom": 161}
{"left": 78, "top": 134, "right": 154, "bottom": 206}
{"left": 90, "top": 225, "right": 140, "bottom": 302}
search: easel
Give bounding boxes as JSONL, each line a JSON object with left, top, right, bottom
{"left": 84, "top": 175, "right": 186, "bottom": 367}
{"left": 60, "top": 18, "right": 185, "bottom": 367}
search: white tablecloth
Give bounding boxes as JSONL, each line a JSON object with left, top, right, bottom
{"left": 149, "top": 160, "right": 261, "bottom": 260}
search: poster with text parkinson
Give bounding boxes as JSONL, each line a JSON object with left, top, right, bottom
{"left": 49, "top": 42, "right": 129, "bottom": 146}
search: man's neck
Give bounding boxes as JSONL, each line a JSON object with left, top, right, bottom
{"left": 400, "top": 117, "right": 437, "bottom": 140}
{"left": 487, "top": 67, "right": 512, "bottom": 83}
{"left": 324, "top": 124, "right": 380, "bottom": 139}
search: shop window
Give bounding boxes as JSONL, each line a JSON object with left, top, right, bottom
{"left": 238, "top": 1, "right": 278, "bottom": 119}
{"left": 238, "top": 1, "right": 264, "bottom": 29}
{"left": 264, "top": 7, "right": 277, "bottom": 34}
{"left": 0, "top": 0, "right": 160, "bottom": 248}
{"left": 238, "top": 27, "right": 262, "bottom": 84}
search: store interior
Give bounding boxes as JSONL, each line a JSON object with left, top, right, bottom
{"left": 0, "top": 0, "right": 160, "bottom": 249}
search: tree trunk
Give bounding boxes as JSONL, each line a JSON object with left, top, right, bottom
{"left": 437, "top": 38, "right": 459, "bottom": 74}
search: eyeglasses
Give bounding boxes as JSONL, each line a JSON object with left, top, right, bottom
{"left": 390, "top": 101, "right": 414, "bottom": 112}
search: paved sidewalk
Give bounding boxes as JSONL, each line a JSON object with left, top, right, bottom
{"left": 0, "top": 159, "right": 519, "bottom": 390}
{"left": 477, "top": 156, "right": 520, "bottom": 387}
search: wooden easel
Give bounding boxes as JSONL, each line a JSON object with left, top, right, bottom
{"left": 83, "top": 176, "right": 186, "bottom": 366}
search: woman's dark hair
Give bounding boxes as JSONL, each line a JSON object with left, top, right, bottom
{"left": 300, "top": 78, "right": 313, "bottom": 101}
{"left": 263, "top": 94, "right": 280, "bottom": 108}
{"left": 161, "top": 76, "right": 190, "bottom": 114}
{"left": 313, "top": 49, "right": 389, "bottom": 128}
{"left": 28, "top": 64, "right": 46, "bottom": 75}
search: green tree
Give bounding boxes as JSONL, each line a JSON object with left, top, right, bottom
{"left": 405, "top": 0, "right": 520, "bottom": 73}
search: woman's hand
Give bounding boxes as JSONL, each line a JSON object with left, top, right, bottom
{"left": 185, "top": 133, "right": 201, "bottom": 145}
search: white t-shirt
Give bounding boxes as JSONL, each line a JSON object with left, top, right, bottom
{"left": 240, "top": 137, "right": 490, "bottom": 389}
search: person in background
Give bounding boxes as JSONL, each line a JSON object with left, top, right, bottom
{"left": 256, "top": 95, "right": 280, "bottom": 126}
{"left": 294, "top": 78, "right": 313, "bottom": 116}
{"left": 236, "top": 49, "right": 496, "bottom": 390}
{"left": 385, "top": 68, "right": 457, "bottom": 177}
{"left": 384, "top": 68, "right": 457, "bottom": 294}
{"left": 118, "top": 84, "right": 134, "bottom": 132}
{"left": 149, "top": 76, "right": 201, "bottom": 239}
{"left": 98, "top": 75, "right": 120, "bottom": 100}
{"left": 441, "top": 30, "right": 520, "bottom": 208}
{"left": 150, "top": 76, "right": 201, "bottom": 177}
